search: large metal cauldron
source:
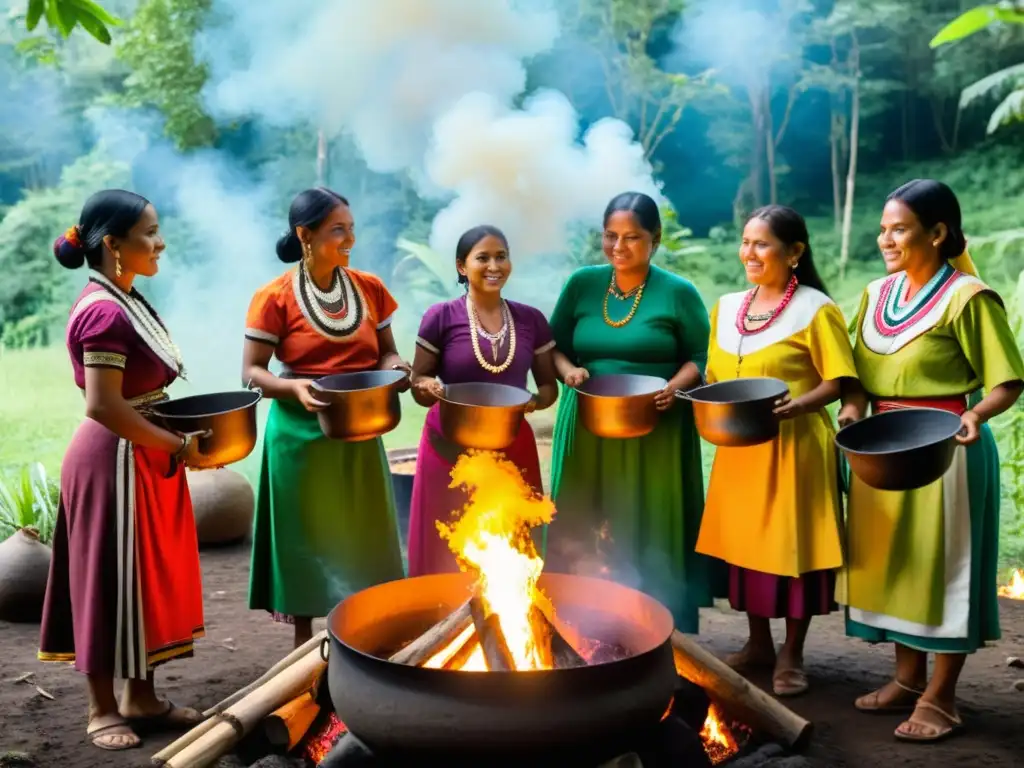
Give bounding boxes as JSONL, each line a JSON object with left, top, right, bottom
{"left": 312, "top": 370, "right": 405, "bottom": 441}
{"left": 325, "top": 572, "right": 676, "bottom": 764}
{"left": 836, "top": 407, "right": 963, "bottom": 491}
{"left": 147, "top": 390, "right": 261, "bottom": 469}
{"left": 678, "top": 377, "right": 789, "bottom": 447}
{"left": 439, "top": 382, "right": 531, "bottom": 451}
{"left": 576, "top": 374, "right": 666, "bottom": 439}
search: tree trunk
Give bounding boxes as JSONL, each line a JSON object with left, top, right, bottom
{"left": 830, "top": 110, "right": 842, "bottom": 233}
{"left": 316, "top": 129, "right": 328, "bottom": 186}
{"left": 765, "top": 89, "right": 778, "bottom": 205}
{"left": 839, "top": 42, "right": 861, "bottom": 281}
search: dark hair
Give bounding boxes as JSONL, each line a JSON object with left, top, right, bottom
{"left": 885, "top": 179, "right": 966, "bottom": 262}
{"left": 276, "top": 187, "right": 350, "bottom": 263}
{"left": 603, "top": 191, "right": 662, "bottom": 239}
{"left": 746, "top": 205, "right": 830, "bottom": 297}
{"left": 53, "top": 189, "right": 151, "bottom": 270}
{"left": 454, "top": 225, "right": 508, "bottom": 287}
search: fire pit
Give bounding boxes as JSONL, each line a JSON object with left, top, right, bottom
{"left": 324, "top": 571, "right": 677, "bottom": 765}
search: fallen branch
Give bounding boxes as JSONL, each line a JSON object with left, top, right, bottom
{"left": 469, "top": 596, "right": 515, "bottom": 672}
{"left": 670, "top": 630, "right": 812, "bottom": 751}
{"left": 388, "top": 598, "right": 473, "bottom": 666}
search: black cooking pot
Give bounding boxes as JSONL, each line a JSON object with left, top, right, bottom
{"left": 324, "top": 572, "right": 676, "bottom": 764}
{"left": 677, "top": 377, "right": 789, "bottom": 447}
{"left": 439, "top": 382, "right": 531, "bottom": 451}
{"left": 312, "top": 370, "right": 405, "bottom": 441}
{"left": 835, "top": 407, "right": 963, "bottom": 491}
{"left": 147, "top": 390, "right": 261, "bottom": 469}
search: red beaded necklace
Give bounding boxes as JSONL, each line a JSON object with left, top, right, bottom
{"left": 735, "top": 275, "right": 799, "bottom": 336}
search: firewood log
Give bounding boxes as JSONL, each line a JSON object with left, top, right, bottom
{"left": 530, "top": 603, "right": 587, "bottom": 669}
{"left": 670, "top": 630, "right": 813, "bottom": 750}
{"left": 388, "top": 598, "right": 473, "bottom": 666}
{"left": 442, "top": 636, "right": 481, "bottom": 670}
{"left": 469, "top": 595, "right": 516, "bottom": 671}
{"left": 262, "top": 689, "right": 321, "bottom": 752}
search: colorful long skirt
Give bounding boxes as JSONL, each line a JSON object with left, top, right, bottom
{"left": 407, "top": 404, "right": 543, "bottom": 577}
{"left": 247, "top": 399, "right": 405, "bottom": 620}
{"left": 841, "top": 402, "right": 1001, "bottom": 654}
{"left": 729, "top": 567, "right": 836, "bottom": 620}
{"left": 39, "top": 420, "right": 205, "bottom": 678}
{"left": 546, "top": 386, "right": 725, "bottom": 634}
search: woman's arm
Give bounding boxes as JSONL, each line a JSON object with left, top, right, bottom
{"left": 528, "top": 350, "right": 559, "bottom": 411}
{"left": 84, "top": 367, "right": 184, "bottom": 454}
{"left": 838, "top": 378, "right": 868, "bottom": 426}
{"left": 959, "top": 381, "right": 1024, "bottom": 444}
{"left": 241, "top": 339, "right": 326, "bottom": 411}
{"left": 773, "top": 378, "right": 844, "bottom": 420}
{"left": 410, "top": 345, "right": 444, "bottom": 407}
{"left": 377, "top": 326, "right": 411, "bottom": 375}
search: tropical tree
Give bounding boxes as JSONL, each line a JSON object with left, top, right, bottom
{"left": 21, "top": 0, "right": 120, "bottom": 44}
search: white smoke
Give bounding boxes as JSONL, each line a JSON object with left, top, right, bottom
{"left": 200, "top": 0, "right": 660, "bottom": 261}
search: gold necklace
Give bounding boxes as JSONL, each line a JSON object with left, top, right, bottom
{"left": 603, "top": 274, "right": 645, "bottom": 328}
{"left": 467, "top": 296, "right": 516, "bottom": 374}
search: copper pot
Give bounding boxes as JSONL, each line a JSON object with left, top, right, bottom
{"left": 148, "top": 390, "right": 261, "bottom": 469}
{"left": 576, "top": 374, "right": 666, "bottom": 439}
{"left": 312, "top": 370, "right": 406, "bottom": 441}
{"left": 439, "top": 382, "right": 531, "bottom": 450}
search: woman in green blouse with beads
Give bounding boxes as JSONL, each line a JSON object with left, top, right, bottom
{"left": 547, "top": 191, "right": 723, "bottom": 634}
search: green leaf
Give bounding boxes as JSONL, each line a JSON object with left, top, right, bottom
{"left": 68, "top": 0, "right": 122, "bottom": 27}
{"left": 959, "top": 62, "right": 1024, "bottom": 109}
{"left": 987, "top": 88, "right": 1024, "bottom": 134}
{"left": 75, "top": 9, "right": 112, "bottom": 44}
{"left": 26, "top": 0, "right": 46, "bottom": 30}
{"left": 44, "top": 0, "right": 78, "bottom": 38}
{"left": 930, "top": 5, "right": 1024, "bottom": 48}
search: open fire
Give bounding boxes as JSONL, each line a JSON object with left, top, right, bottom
{"left": 999, "top": 569, "right": 1024, "bottom": 600}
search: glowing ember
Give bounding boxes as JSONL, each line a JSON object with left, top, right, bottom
{"left": 302, "top": 712, "right": 347, "bottom": 765}
{"left": 700, "top": 703, "right": 740, "bottom": 765}
{"left": 998, "top": 569, "right": 1024, "bottom": 600}
{"left": 434, "top": 451, "right": 555, "bottom": 671}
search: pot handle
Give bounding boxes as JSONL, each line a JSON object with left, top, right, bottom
{"left": 245, "top": 378, "right": 264, "bottom": 397}
{"left": 675, "top": 376, "right": 709, "bottom": 401}
{"left": 320, "top": 636, "right": 330, "bottom": 662}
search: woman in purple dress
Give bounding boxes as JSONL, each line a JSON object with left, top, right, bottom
{"left": 407, "top": 225, "right": 559, "bottom": 575}
{"left": 38, "top": 190, "right": 206, "bottom": 752}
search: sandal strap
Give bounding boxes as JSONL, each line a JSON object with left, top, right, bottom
{"left": 894, "top": 679, "right": 925, "bottom": 696}
{"left": 913, "top": 700, "right": 962, "bottom": 726}
{"left": 88, "top": 722, "right": 134, "bottom": 739}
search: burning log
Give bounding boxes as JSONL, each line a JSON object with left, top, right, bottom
{"left": 388, "top": 598, "right": 473, "bottom": 666}
{"left": 152, "top": 644, "right": 325, "bottom": 768}
{"left": 670, "top": 631, "right": 813, "bottom": 751}
{"left": 469, "top": 595, "right": 516, "bottom": 671}
{"left": 262, "top": 689, "right": 321, "bottom": 752}
{"left": 152, "top": 630, "right": 328, "bottom": 765}
{"left": 530, "top": 604, "right": 586, "bottom": 669}
{"left": 442, "top": 635, "right": 481, "bottom": 670}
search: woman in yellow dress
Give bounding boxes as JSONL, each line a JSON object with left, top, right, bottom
{"left": 839, "top": 179, "right": 1024, "bottom": 742}
{"left": 695, "top": 205, "right": 859, "bottom": 697}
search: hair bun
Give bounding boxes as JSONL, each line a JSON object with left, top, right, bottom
{"left": 276, "top": 231, "right": 302, "bottom": 263}
{"left": 53, "top": 225, "right": 87, "bottom": 269}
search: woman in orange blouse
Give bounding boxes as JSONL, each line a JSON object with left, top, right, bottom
{"left": 242, "top": 187, "right": 410, "bottom": 648}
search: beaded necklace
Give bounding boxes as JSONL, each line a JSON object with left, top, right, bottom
{"left": 467, "top": 296, "right": 516, "bottom": 374}
{"left": 603, "top": 272, "right": 646, "bottom": 328}
{"left": 733, "top": 275, "right": 798, "bottom": 377}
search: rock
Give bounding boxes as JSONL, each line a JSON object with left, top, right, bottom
{"left": 0, "top": 528, "right": 52, "bottom": 623}
{"left": 1008, "top": 656, "right": 1023, "bottom": 669}
{"left": 187, "top": 468, "right": 255, "bottom": 546}
{"left": 1013, "top": 679, "right": 1024, "bottom": 692}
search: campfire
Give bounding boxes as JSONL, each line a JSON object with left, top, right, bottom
{"left": 999, "top": 569, "right": 1024, "bottom": 600}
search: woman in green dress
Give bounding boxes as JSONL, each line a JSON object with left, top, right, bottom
{"left": 546, "top": 191, "right": 722, "bottom": 633}
{"left": 839, "top": 179, "right": 1024, "bottom": 742}
{"left": 243, "top": 188, "right": 410, "bottom": 648}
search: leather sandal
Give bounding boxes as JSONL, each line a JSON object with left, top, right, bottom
{"left": 854, "top": 679, "right": 924, "bottom": 713}
{"left": 772, "top": 667, "right": 809, "bottom": 697}
{"left": 894, "top": 700, "right": 963, "bottom": 743}
{"left": 87, "top": 720, "right": 141, "bottom": 751}
{"left": 124, "top": 700, "right": 203, "bottom": 732}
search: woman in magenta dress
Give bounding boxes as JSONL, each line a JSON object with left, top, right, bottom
{"left": 407, "top": 225, "right": 559, "bottom": 575}
{"left": 38, "top": 190, "right": 206, "bottom": 752}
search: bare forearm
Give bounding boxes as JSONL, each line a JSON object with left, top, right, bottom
{"left": 971, "top": 381, "right": 1024, "bottom": 423}
{"left": 668, "top": 362, "right": 703, "bottom": 392}
{"left": 86, "top": 400, "right": 182, "bottom": 453}
{"left": 793, "top": 379, "right": 842, "bottom": 413}
{"left": 840, "top": 378, "right": 868, "bottom": 418}
{"left": 552, "top": 350, "right": 577, "bottom": 381}
{"left": 243, "top": 364, "right": 297, "bottom": 401}
{"left": 534, "top": 382, "right": 558, "bottom": 411}
{"left": 378, "top": 351, "right": 404, "bottom": 371}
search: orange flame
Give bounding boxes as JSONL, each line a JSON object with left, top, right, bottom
{"left": 435, "top": 451, "right": 556, "bottom": 671}
{"left": 998, "top": 569, "right": 1024, "bottom": 600}
{"left": 700, "top": 703, "right": 740, "bottom": 764}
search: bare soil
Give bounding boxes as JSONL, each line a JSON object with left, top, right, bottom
{"left": 1, "top": 545, "right": 1022, "bottom": 768}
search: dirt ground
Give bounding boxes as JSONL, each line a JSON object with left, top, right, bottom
{"left": 1, "top": 545, "right": 1022, "bottom": 768}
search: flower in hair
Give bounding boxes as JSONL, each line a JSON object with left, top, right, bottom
{"left": 64, "top": 225, "right": 82, "bottom": 248}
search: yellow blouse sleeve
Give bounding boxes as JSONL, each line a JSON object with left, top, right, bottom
{"left": 950, "top": 291, "right": 1024, "bottom": 393}
{"left": 705, "top": 301, "right": 720, "bottom": 384}
{"left": 808, "top": 303, "right": 859, "bottom": 382}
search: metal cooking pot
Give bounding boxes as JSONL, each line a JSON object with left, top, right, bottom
{"left": 147, "top": 390, "right": 261, "bottom": 469}
{"left": 835, "top": 407, "right": 963, "bottom": 491}
{"left": 576, "top": 374, "right": 666, "bottom": 439}
{"left": 439, "top": 382, "right": 531, "bottom": 451}
{"left": 676, "top": 377, "right": 789, "bottom": 447}
{"left": 312, "top": 370, "right": 406, "bottom": 441}
{"left": 324, "top": 572, "right": 676, "bottom": 765}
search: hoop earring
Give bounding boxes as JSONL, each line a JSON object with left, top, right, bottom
{"left": 114, "top": 251, "right": 123, "bottom": 278}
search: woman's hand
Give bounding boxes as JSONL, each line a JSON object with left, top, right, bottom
{"left": 414, "top": 376, "right": 445, "bottom": 402}
{"left": 291, "top": 379, "right": 329, "bottom": 412}
{"left": 837, "top": 402, "right": 863, "bottom": 428}
{"left": 564, "top": 367, "right": 590, "bottom": 388}
{"left": 389, "top": 360, "right": 413, "bottom": 393}
{"left": 524, "top": 393, "right": 540, "bottom": 414}
{"left": 772, "top": 393, "right": 806, "bottom": 420}
{"left": 654, "top": 383, "right": 677, "bottom": 412}
{"left": 955, "top": 410, "right": 982, "bottom": 445}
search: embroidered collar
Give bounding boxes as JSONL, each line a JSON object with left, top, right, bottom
{"left": 873, "top": 263, "right": 958, "bottom": 337}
